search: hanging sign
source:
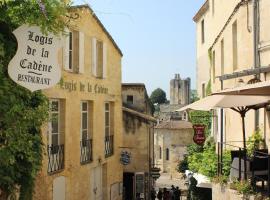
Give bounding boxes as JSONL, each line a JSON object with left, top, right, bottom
{"left": 193, "top": 124, "right": 206, "bottom": 145}
{"left": 8, "top": 24, "right": 61, "bottom": 92}
{"left": 150, "top": 167, "right": 161, "bottom": 180}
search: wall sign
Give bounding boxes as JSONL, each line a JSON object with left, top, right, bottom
{"left": 120, "top": 151, "right": 131, "bottom": 165}
{"left": 8, "top": 24, "right": 61, "bottom": 91}
{"left": 193, "top": 124, "right": 206, "bottom": 145}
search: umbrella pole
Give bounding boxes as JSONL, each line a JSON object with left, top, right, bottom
{"left": 241, "top": 113, "right": 247, "bottom": 180}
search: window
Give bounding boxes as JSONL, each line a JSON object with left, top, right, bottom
{"left": 105, "top": 102, "right": 114, "bottom": 157}
{"left": 159, "top": 146, "right": 162, "bottom": 159}
{"left": 212, "top": 51, "right": 216, "bottom": 83}
{"left": 81, "top": 101, "right": 89, "bottom": 144}
{"left": 202, "top": 83, "right": 206, "bottom": 98}
{"left": 92, "top": 38, "right": 106, "bottom": 78}
{"left": 68, "top": 31, "right": 79, "bottom": 72}
{"left": 221, "top": 39, "right": 224, "bottom": 75}
{"left": 232, "top": 21, "right": 238, "bottom": 71}
{"left": 166, "top": 148, "right": 169, "bottom": 160}
{"left": 127, "top": 95, "right": 133, "bottom": 104}
{"left": 49, "top": 100, "right": 60, "bottom": 147}
{"left": 201, "top": 19, "right": 205, "bottom": 44}
{"left": 105, "top": 102, "right": 110, "bottom": 137}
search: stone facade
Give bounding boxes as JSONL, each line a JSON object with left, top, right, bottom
{"left": 34, "top": 5, "right": 123, "bottom": 200}
{"left": 154, "top": 120, "right": 193, "bottom": 176}
{"left": 194, "top": 0, "right": 270, "bottom": 147}
{"left": 122, "top": 84, "right": 156, "bottom": 200}
{"left": 170, "top": 74, "right": 191, "bottom": 105}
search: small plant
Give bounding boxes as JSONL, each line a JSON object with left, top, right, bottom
{"left": 230, "top": 180, "right": 254, "bottom": 195}
{"left": 247, "top": 129, "right": 264, "bottom": 157}
{"left": 211, "top": 175, "right": 228, "bottom": 186}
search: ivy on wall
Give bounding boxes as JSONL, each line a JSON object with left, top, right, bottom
{"left": 0, "top": 1, "right": 68, "bottom": 199}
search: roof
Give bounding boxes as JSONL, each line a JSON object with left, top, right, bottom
{"left": 122, "top": 83, "right": 146, "bottom": 88}
{"left": 193, "top": 0, "right": 209, "bottom": 22}
{"left": 123, "top": 107, "right": 157, "bottom": 123}
{"left": 70, "top": 4, "right": 123, "bottom": 56}
{"left": 155, "top": 120, "right": 193, "bottom": 130}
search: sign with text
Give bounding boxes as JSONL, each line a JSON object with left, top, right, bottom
{"left": 8, "top": 24, "right": 61, "bottom": 91}
{"left": 193, "top": 124, "right": 206, "bottom": 145}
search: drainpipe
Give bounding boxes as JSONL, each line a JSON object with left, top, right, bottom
{"left": 253, "top": 0, "right": 260, "bottom": 130}
{"left": 253, "top": 0, "right": 259, "bottom": 70}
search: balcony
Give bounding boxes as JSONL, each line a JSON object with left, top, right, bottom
{"left": 47, "top": 144, "right": 64, "bottom": 174}
{"left": 80, "top": 139, "right": 93, "bottom": 164}
{"left": 105, "top": 135, "right": 114, "bottom": 158}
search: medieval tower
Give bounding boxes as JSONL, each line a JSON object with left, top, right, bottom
{"left": 170, "top": 74, "right": 191, "bottom": 105}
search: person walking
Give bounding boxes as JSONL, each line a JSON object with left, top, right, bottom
{"left": 170, "top": 185, "right": 175, "bottom": 200}
{"left": 151, "top": 188, "right": 156, "bottom": 200}
{"left": 174, "top": 187, "right": 181, "bottom": 200}
{"left": 157, "top": 188, "right": 163, "bottom": 200}
{"left": 163, "top": 188, "right": 170, "bottom": 200}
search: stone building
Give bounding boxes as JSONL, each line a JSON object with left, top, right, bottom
{"left": 154, "top": 120, "right": 193, "bottom": 176}
{"left": 170, "top": 74, "right": 191, "bottom": 105}
{"left": 34, "top": 5, "right": 123, "bottom": 200}
{"left": 194, "top": 0, "right": 270, "bottom": 146}
{"left": 122, "top": 83, "right": 156, "bottom": 200}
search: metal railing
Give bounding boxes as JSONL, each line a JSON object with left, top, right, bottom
{"left": 105, "top": 135, "right": 114, "bottom": 158}
{"left": 80, "top": 139, "right": 93, "bottom": 164}
{"left": 47, "top": 144, "right": 64, "bottom": 174}
{"left": 217, "top": 142, "right": 270, "bottom": 195}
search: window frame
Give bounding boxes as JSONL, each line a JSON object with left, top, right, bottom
{"left": 105, "top": 102, "right": 110, "bottom": 137}
{"left": 49, "top": 99, "right": 60, "bottom": 147}
{"left": 166, "top": 148, "right": 169, "bottom": 161}
{"left": 68, "top": 32, "right": 73, "bottom": 70}
{"left": 81, "top": 101, "right": 89, "bottom": 143}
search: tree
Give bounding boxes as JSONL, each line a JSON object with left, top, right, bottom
{"left": 150, "top": 88, "right": 167, "bottom": 105}
{"left": 0, "top": 1, "right": 68, "bottom": 199}
{"left": 190, "top": 89, "right": 199, "bottom": 103}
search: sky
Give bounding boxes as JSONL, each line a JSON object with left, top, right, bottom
{"left": 74, "top": 0, "right": 205, "bottom": 98}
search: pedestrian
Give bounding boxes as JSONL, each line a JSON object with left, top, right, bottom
{"left": 157, "top": 188, "right": 163, "bottom": 200}
{"left": 151, "top": 188, "right": 156, "bottom": 200}
{"left": 174, "top": 186, "right": 181, "bottom": 200}
{"left": 170, "top": 185, "right": 175, "bottom": 200}
{"left": 163, "top": 188, "right": 170, "bottom": 200}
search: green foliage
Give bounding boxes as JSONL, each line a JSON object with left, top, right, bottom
{"left": 189, "top": 110, "right": 212, "bottom": 136}
{"left": 222, "top": 150, "right": 232, "bottom": 178}
{"left": 177, "top": 154, "right": 188, "bottom": 173}
{"left": 0, "top": 0, "right": 68, "bottom": 35}
{"left": 247, "top": 129, "right": 264, "bottom": 157}
{"left": 230, "top": 180, "right": 254, "bottom": 195}
{"left": 150, "top": 88, "right": 167, "bottom": 105}
{"left": 190, "top": 89, "right": 199, "bottom": 103}
{"left": 0, "top": 0, "right": 68, "bottom": 199}
{"left": 206, "top": 80, "right": 212, "bottom": 96}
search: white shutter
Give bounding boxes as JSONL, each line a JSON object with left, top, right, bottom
{"left": 92, "top": 37, "right": 97, "bottom": 77}
{"left": 102, "top": 42, "right": 107, "bottom": 78}
{"left": 64, "top": 31, "right": 70, "bottom": 70}
{"left": 79, "top": 32, "right": 84, "bottom": 74}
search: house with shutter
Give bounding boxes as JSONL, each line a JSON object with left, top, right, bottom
{"left": 33, "top": 5, "right": 123, "bottom": 200}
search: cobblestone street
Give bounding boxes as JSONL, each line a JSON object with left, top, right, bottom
{"left": 155, "top": 173, "right": 188, "bottom": 199}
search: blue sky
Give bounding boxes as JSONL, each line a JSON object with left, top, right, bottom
{"left": 74, "top": 0, "right": 205, "bottom": 97}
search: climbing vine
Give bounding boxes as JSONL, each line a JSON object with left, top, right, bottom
{"left": 0, "top": 1, "right": 68, "bottom": 199}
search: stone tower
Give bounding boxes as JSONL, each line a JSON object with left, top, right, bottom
{"left": 170, "top": 74, "right": 190, "bottom": 105}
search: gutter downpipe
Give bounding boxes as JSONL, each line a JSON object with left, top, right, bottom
{"left": 253, "top": 0, "right": 260, "bottom": 130}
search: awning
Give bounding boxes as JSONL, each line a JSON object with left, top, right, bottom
{"left": 213, "top": 80, "right": 270, "bottom": 96}
{"left": 177, "top": 95, "right": 270, "bottom": 112}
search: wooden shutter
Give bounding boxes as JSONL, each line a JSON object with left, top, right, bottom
{"left": 92, "top": 37, "right": 97, "bottom": 77}
{"left": 102, "top": 42, "right": 107, "bottom": 78}
{"left": 79, "top": 32, "right": 84, "bottom": 74}
{"left": 64, "top": 31, "right": 70, "bottom": 70}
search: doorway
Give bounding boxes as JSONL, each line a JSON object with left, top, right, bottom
{"left": 123, "top": 172, "right": 134, "bottom": 200}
